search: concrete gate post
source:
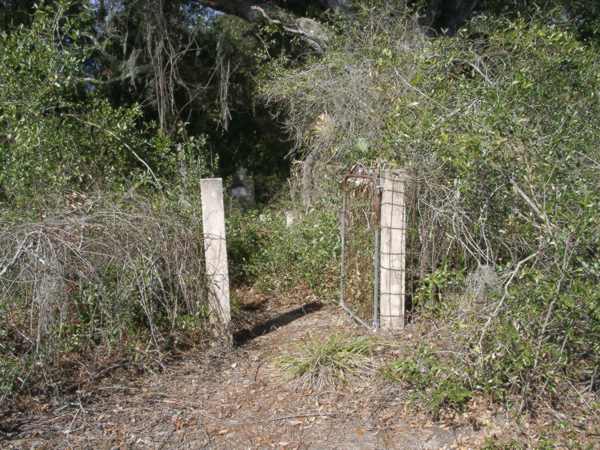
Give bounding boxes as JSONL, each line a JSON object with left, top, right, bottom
{"left": 200, "top": 178, "right": 231, "bottom": 324}
{"left": 379, "top": 170, "right": 407, "bottom": 330}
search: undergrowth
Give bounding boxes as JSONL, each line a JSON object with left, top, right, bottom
{"left": 0, "top": 190, "right": 218, "bottom": 409}
{"left": 278, "top": 333, "right": 373, "bottom": 389}
{"left": 382, "top": 346, "right": 472, "bottom": 419}
{"left": 227, "top": 199, "right": 340, "bottom": 299}
{"left": 262, "top": 1, "right": 600, "bottom": 419}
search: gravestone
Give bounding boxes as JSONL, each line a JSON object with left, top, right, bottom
{"left": 230, "top": 167, "right": 255, "bottom": 211}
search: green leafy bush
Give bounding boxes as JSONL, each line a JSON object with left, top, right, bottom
{"left": 227, "top": 203, "right": 340, "bottom": 298}
{"left": 383, "top": 347, "right": 472, "bottom": 417}
{"left": 0, "top": 1, "right": 205, "bottom": 204}
{"left": 262, "top": 3, "right": 600, "bottom": 412}
{"left": 413, "top": 266, "right": 465, "bottom": 312}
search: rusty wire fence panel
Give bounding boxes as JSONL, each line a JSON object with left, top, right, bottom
{"left": 339, "top": 168, "right": 379, "bottom": 329}
{"left": 340, "top": 166, "right": 419, "bottom": 330}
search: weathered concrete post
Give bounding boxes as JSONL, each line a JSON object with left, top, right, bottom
{"left": 379, "top": 170, "right": 407, "bottom": 330}
{"left": 200, "top": 178, "right": 231, "bottom": 324}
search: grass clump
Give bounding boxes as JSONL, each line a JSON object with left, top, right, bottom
{"left": 279, "top": 333, "right": 373, "bottom": 389}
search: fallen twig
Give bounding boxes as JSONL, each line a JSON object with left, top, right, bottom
{"left": 264, "top": 412, "right": 337, "bottom": 422}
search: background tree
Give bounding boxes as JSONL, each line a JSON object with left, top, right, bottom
{"left": 0, "top": 0, "right": 39, "bottom": 30}
{"left": 0, "top": 1, "right": 166, "bottom": 201}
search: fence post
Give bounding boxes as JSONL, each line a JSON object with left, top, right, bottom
{"left": 379, "top": 170, "right": 407, "bottom": 330}
{"left": 200, "top": 178, "right": 231, "bottom": 324}
{"left": 339, "top": 191, "right": 347, "bottom": 309}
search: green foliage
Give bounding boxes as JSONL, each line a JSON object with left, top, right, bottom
{"left": 227, "top": 202, "right": 340, "bottom": 297}
{"left": 413, "top": 266, "right": 465, "bottom": 311}
{"left": 0, "top": 355, "right": 20, "bottom": 398}
{"left": 0, "top": 0, "right": 37, "bottom": 31}
{"left": 264, "top": 6, "right": 600, "bottom": 411}
{"left": 0, "top": 2, "right": 210, "bottom": 204}
{"left": 383, "top": 347, "right": 472, "bottom": 417}
{"left": 0, "top": 3, "right": 129, "bottom": 200}
{"left": 476, "top": 272, "right": 600, "bottom": 402}
{"left": 479, "top": 0, "right": 600, "bottom": 43}
{"left": 279, "top": 333, "right": 372, "bottom": 387}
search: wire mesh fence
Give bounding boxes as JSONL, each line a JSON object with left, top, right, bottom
{"left": 340, "top": 165, "right": 379, "bottom": 328}
{"left": 340, "top": 165, "right": 417, "bottom": 330}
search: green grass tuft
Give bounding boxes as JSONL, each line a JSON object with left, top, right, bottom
{"left": 279, "top": 333, "right": 373, "bottom": 388}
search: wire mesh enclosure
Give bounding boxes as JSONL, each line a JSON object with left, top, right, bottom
{"left": 340, "top": 165, "right": 379, "bottom": 328}
{"left": 340, "top": 165, "right": 417, "bottom": 330}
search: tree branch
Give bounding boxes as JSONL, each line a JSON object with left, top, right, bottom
{"left": 196, "top": 0, "right": 349, "bottom": 21}
{"left": 251, "top": 6, "right": 328, "bottom": 54}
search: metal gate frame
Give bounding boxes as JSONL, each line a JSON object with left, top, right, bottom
{"left": 339, "top": 164, "right": 411, "bottom": 331}
{"left": 339, "top": 164, "right": 381, "bottom": 330}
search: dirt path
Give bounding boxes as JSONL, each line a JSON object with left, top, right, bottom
{"left": 4, "top": 293, "right": 505, "bottom": 449}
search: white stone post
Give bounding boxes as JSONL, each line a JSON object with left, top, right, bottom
{"left": 379, "top": 170, "right": 407, "bottom": 330}
{"left": 200, "top": 178, "right": 231, "bottom": 324}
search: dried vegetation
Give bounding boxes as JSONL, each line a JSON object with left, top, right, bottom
{"left": 0, "top": 192, "right": 216, "bottom": 410}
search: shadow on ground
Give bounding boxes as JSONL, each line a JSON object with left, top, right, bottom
{"left": 233, "top": 301, "right": 323, "bottom": 346}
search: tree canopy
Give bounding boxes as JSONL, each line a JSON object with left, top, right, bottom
{"left": 1, "top": 0, "right": 599, "bottom": 202}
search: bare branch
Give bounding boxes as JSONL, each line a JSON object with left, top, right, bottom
{"left": 477, "top": 251, "right": 539, "bottom": 355}
{"left": 0, "top": 234, "right": 32, "bottom": 278}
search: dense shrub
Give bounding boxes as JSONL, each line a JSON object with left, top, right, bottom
{"left": 0, "top": 1, "right": 208, "bottom": 204}
{"left": 405, "top": 14, "right": 600, "bottom": 409}
{"left": 383, "top": 346, "right": 472, "bottom": 418}
{"left": 0, "top": 191, "right": 215, "bottom": 406}
{"left": 227, "top": 201, "right": 340, "bottom": 299}
{"left": 261, "top": 3, "right": 600, "bottom": 411}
